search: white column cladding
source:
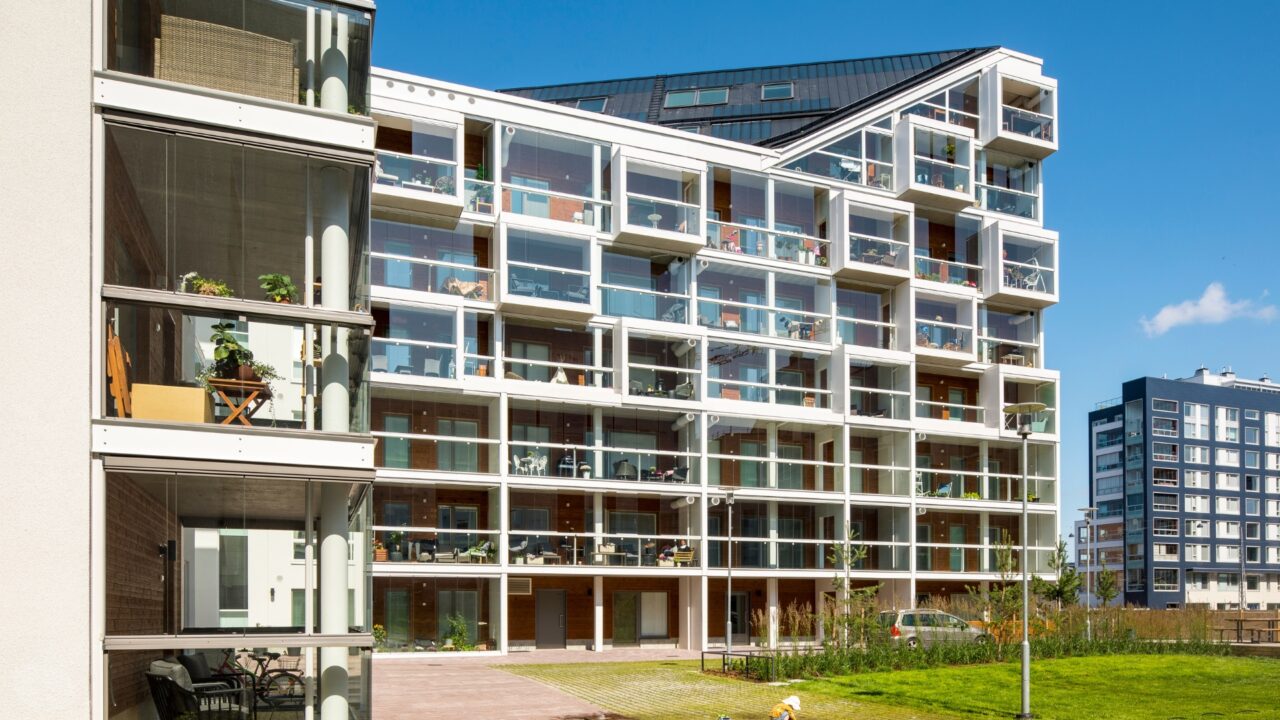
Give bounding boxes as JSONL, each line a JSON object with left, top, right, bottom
{"left": 320, "top": 165, "right": 351, "bottom": 433}
{"left": 593, "top": 492, "right": 604, "bottom": 565}
{"left": 767, "top": 577, "right": 779, "bottom": 649}
{"left": 319, "top": 8, "right": 349, "bottom": 113}
{"left": 593, "top": 575, "right": 605, "bottom": 652}
{"left": 318, "top": 483, "right": 349, "bottom": 719}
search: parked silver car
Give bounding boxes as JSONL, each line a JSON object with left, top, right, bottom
{"left": 877, "top": 609, "right": 990, "bottom": 648}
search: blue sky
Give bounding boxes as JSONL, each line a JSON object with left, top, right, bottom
{"left": 372, "top": 1, "right": 1280, "bottom": 530}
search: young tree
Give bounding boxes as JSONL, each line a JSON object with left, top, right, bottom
{"left": 827, "top": 529, "right": 883, "bottom": 650}
{"left": 1094, "top": 566, "right": 1120, "bottom": 606}
{"left": 1032, "top": 537, "right": 1082, "bottom": 610}
{"left": 965, "top": 530, "right": 1022, "bottom": 659}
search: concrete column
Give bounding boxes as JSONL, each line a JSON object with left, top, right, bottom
{"left": 593, "top": 576, "right": 605, "bottom": 652}
{"left": 592, "top": 492, "right": 604, "bottom": 566}
{"left": 318, "top": 484, "right": 349, "bottom": 720}
{"left": 767, "top": 577, "right": 779, "bottom": 649}
{"left": 768, "top": 500, "right": 779, "bottom": 569}
{"left": 320, "top": 166, "right": 350, "bottom": 433}
{"left": 319, "top": 9, "right": 349, "bottom": 113}
{"left": 980, "top": 511, "right": 991, "bottom": 572}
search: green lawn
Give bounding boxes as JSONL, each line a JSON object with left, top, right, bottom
{"left": 807, "top": 655, "right": 1280, "bottom": 719}
{"left": 503, "top": 654, "right": 1280, "bottom": 720}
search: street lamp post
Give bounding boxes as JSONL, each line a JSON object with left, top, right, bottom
{"left": 1080, "top": 506, "right": 1097, "bottom": 642}
{"left": 1003, "top": 401, "right": 1046, "bottom": 720}
{"left": 725, "top": 490, "right": 735, "bottom": 655}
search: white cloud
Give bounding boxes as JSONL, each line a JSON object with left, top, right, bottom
{"left": 1141, "top": 282, "right": 1277, "bottom": 337}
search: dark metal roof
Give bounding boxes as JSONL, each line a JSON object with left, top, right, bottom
{"left": 498, "top": 48, "right": 998, "bottom": 147}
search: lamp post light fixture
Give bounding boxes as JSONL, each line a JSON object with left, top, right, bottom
{"left": 1079, "top": 506, "right": 1097, "bottom": 642}
{"left": 725, "top": 489, "right": 735, "bottom": 655}
{"left": 1002, "top": 401, "right": 1046, "bottom": 720}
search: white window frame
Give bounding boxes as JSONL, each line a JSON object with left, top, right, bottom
{"left": 1152, "top": 398, "right": 1178, "bottom": 413}
{"left": 760, "top": 82, "right": 794, "bottom": 101}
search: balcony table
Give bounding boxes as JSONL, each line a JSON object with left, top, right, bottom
{"left": 206, "top": 378, "right": 270, "bottom": 427}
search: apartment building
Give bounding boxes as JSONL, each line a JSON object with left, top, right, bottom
{"left": 1082, "top": 369, "right": 1280, "bottom": 609}
{"left": 364, "top": 48, "right": 1062, "bottom": 654}
{"left": 5, "top": 1, "right": 381, "bottom": 718}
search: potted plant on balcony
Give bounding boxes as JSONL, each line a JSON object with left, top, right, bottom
{"left": 387, "top": 532, "right": 405, "bottom": 562}
{"left": 181, "top": 271, "right": 233, "bottom": 297}
{"left": 373, "top": 541, "right": 388, "bottom": 563}
{"left": 258, "top": 273, "right": 297, "bottom": 304}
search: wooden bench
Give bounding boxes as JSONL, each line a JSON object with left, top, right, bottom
{"left": 672, "top": 550, "right": 696, "bottom": 567}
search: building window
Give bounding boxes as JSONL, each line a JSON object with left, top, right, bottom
{"left": 1184, "top": 402, "right": 1209, "bottom": 439}
{"left": 1217, "top": 521, "right": 1240, "bottom": 539}
{"left": 1245, "top": 450, "right": 1261, "bottom": 469}
{"left": 1185, "top": 544, "right": 1210, "bottom": 562}
{"left": 1246, "top": 546, "right": 1261, "bottom": 563}
{"left": 1245, "top": 409, "right": 1260, "bottom": 421}
{"left": 1217, "top": 496, "right": 1240, "bottom": 514}
{"left": 1185, "top": 518, "right": 1209, "bottom": 537}
{"left": 1218, "top": 545, "right": 1240, "bottom": 562}
{"left": 1096, "top": 476, "right": 1122, "bottom": 496}
{"left": 665, "top": 87, "right": 729, "bottom": 108}
{"left": 761, "top": 82, "right": 794, "bottom": 101}
{"left": 1245, "top": 521, "right": 1261, "bottom": 539}
{"left": 1216, "top": 406, "right": 1240, "bottom": 442}
{"left": 902, "top": 77, "right": 979, "bottom": 130}
{"left": 1153, "top": 492, "right": 1178, "bottom": 510}
{"left": 1246, "top": 474, "right": 1261, "bottom": 492}
{"left": 1217, "top": 448, "right": 1240, "bottom": 467}
{"left": 1245, "top": 498, "right": 1260, "bottom": 516}
{"left": 1246, "top": 427, "right": 1261, "bottom": 445}
{"left": 1153, "top": 543, "right": 1179, "bottom": 561}
{"left": 1152, "top": 417, "right": 1179, "bottom": 437}
{"left": 1153, "top": 569, "right": 1179, "bottom": 591}
{"left": 1185, "top": 494, "right": 1208, "bottom": 513}
{"left": 1185, "top": 445, "right": 1209, "bottom": 464}
{"left": 1217, "top": 472, "right": 1240, "bottom": 491}
{"left": 574, "top": 97, "right": 608, "bottom": 112}
{"left": 1152, "top": 442, "right": 1178, "bottom": 461}
{"left": 1217, "top": 572, "right": 1238, "bottom": 591}
{"left": 1152, "top": 468, "right": 1178, "bottom": 486}
{"left": 1153, "top": 518, "right": 1178, "bottom": 536}
{"left": 673, "top": 125, "right": 701, "bottom": 134}
{"left": 1152, "top": 398, "right": 1178, "bottom": 413}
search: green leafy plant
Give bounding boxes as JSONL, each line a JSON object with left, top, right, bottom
{"left": 963, "top": 491, "right": 981, "bottom": 500}
{"left": 210, "top": 322, "right": 253, "bottom": 378}
{"left": 1094, "top": 566, "right": 1120, "bottom": 606}
{"left": 372, "top": 623, "right": 388, "bottom": 648}
{"left": 258, "top": 273, "right": 297, "bottom": 303}
{"left": 445, "top": 612, "right": 473, "bottom": 651}
{"left": 181, "top": 271, "right": 233, "bottom": 297}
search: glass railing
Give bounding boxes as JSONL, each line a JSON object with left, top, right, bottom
{"left": 372, "top": 432, "right": 497, "bottom": 473}
{"left": 104, "top": 301, "right": 368, "bottom": 432}
{"left": 373, "top": 529, "right": 500, "bottom": 564}
{"left": 912, "top": 158, "right": 971, "bottom": 193}
{"left": 705, "top": 221, "right": 830, "bottom": 268}
{"left": 866, "top": 161, "right": 894, "bottom": 191}
{"left": 370, "top": 253, "right": 494, "bottom": 300}
{"left": 914, "top": 321, "right": 972, "bottom": 353}
{"left": 849, "top": 465, "right": 912, "bottom": 496}
{"left": 848, "top": 543, "right": 911, "bottom": 571}
{"left": 1002, "top": 260, "right": 1055, "bottom": 294}
{"left": 464, "top": 179, "right": 496, "bottom": 214}
{"left": 707, "top": 456, "right": 842, "bottom": 491}
{"left": 626, "top": 195, "right": 701, "bottom": 235}
{"left": 776, "top": 384, "right": 833, "bottom": 410}
{"left": 848, "top": 235, "right": 909, "bottom": 270}
{"left": 914, "top": 256, "right": 981, "bottom": 288}
{"left": 916, "top": 470, "right": 1055, "bottom": 503}
{"left": 772, "top": 232, "right": 831, "bottom": 268}
{"left": 463, "top": 354, "right": 494, "bottom": 378}
{"left": 837, "top": 318, "right": 895, "bottom": 349}
{"left": 697, "top": 298, "right": 770, "bottom": 335}
{"left": 707, "top": 539, "right": 845, "bottom": 570}
{"left": 375, "top": 150, "right": 457, "bottom": 195}
{"left": 915, "top": 399, "right": 984, "bottom": 423}
{"left": 507, "top": 441, "right": 696, "bottom": 483}
{"left": 501, "top": 356, "right": 611, "bottom": 388}
{"left": 503, "top": 187, "right": 611, "bottom": 232}
{"left": 600, "top": 285, "right": 689, "bottom": 323}
{"left": 707, "top": 380, "right": 830, "bottom": 409}
{"left": 626, "top": 365, "right": 699, "bottom": 401}
{"left": 979, "top": 185, "right": 1037, "bottom": 220}
{"left": 776, "top": 309, "right": 829, "bottom": 342}
{"left": 507, "top": 264, "right": 592, "bottom": 304}
{"left": 849, "top": 390, "right": 909, "bottom": 420}
{"left": 980, "top": 338, "right": 1039, "bottom": 367}
{"left": 1002, "top": 106, "right": 1055, "bottom": 142}
{"left": 371, "top": 338, "right": 455, "bottom": 379}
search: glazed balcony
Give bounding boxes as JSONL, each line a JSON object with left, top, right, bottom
{"left": 914, "top": 294, "right": 976, "bottom": 364}
{"left": 981, "top": 72, "right": 1057, "bottom": 159}
{"left": 696, "top": 262, "right": 832, "bottom": 341}
{"left": 624, "top": 336, "right": 700, "bottom": 402}
{"left": 371, "top": 391, "right": 496, "bottom": 473}
{"left": 600, "top": 248, "right": 690, "bottom": 324}
{"left": 984, "top": 224, "right": 1058, "bottom": 307}
{"left": 507, "top": 407, "right": 697, "bottom": 484}
{"left": 707, "top": 341, "right": 832, "bottom": 410}
{"left": 501, "top": 125, "right": 612, "bottom": 232}
{"left": 848, "top": 361, "right": 911, "bottom": 421}
{"left": 371, "top": 213, "right": 492, "bottom": 299}
{"left": 501, "top": 227, "right": 595, "bottom": 319}
{"left": 501, "top": 320, "right": 611, "bottom": 388}
{"left": 617, "top": 158, "right": 703, "bottom": 251}
{"left": 895, "top": 118, "right": 976, "bottom": 210}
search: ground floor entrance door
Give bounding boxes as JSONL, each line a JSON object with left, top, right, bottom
{"left": 614, "top": 591, "right": 639, "bottom": 645}
{"left": 730, "top": 591, "right": 750, "bottom": 644}
{"left": 535, "top": 589, "right": 566, "bottom": 649}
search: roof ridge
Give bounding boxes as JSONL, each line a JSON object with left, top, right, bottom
{"left": 496, "top": 47, "right": 997, "bottom": 93}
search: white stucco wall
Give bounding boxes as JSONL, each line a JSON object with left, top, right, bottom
{"left": 0, "top": 0, "right": 93, "bottom": 716}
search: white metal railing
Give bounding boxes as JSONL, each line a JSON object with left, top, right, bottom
{"left": 709, "top": 377, "right": 832, "bottom": 408}
{"left": 626, "top": 362, "right": 699, "bottom": 400}
{"left": 706, "top": 454, "right": 843, "bottom": 492}
{"left": 508, "top": 440, "right": 696, "bottom": 482}
{"left": 1002, "top": 106, "right": 1054, "bottom": 141}
{"left": 912, "top": 157, "right": 971, "bottom": 193}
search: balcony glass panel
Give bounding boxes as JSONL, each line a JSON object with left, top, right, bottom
{"left": 107, "top": 0, "right": 372, "bottom": 113}
{"left": 772, "top": 180, "right": 830, "bottom": 267}
{"left": 915, "top": 310, "right": 972, "bottom": 353}
{"left": 1002, "top": 235, "right": 1055, "bottom": 294}
{"left": 371, "top": 214, "right": 492, "bottom": 299}
{"left": 775, "top": 275, "right": 831, "bottom": 341}
{"left": 916, "top": 372, "right": 982, "bottom": 423}
{"left": 775, "top": 350, "right": 832, "bottom": 409}
{"left": 372, "top": 485, "right": 498, "bottom": 562}
{"left": 836, "top": 285, "right": 893, "bottom": 349}
{"left": 1003, "top": 107, "right": 1054, "bottom": 141}
{"left": 600, "top": 248, "right": 689, "bottom": 323}
{"left": 105, "top": 471, "right": 370, "bottom": 636}
{"left": 708, "top": 419, "right": 768, "bottom": 488}
{"left": 371, "top": 305, "right": 455, "bottom": 378}
{"left": 463, "top": 312, "right": 495, "bottom": 377}
{"left": 707, "top": 341, "right": 769, "bottom": 403}
{"left": 105, "top": 301, "right": 368, "bottom": 431}
{"left": 784, "top": 121, "right": 894, "bottom": 190}
{"left": 1002, "top": 80, "right": 1054, "bottom": 141}
{"left": 914, "top": 210, "right": 981, "bottom": 287}
{"left": 371, "top": 395, "right": 493, "bottom": 472}
{"left": 374, "top": 577, "right": 498, "bottom": 650}
{"left": 506, "top": 229, "right": 591, "bottom": 304}
{"left": 847, "top": 205, "right": 909, "bottom": 270}
{"left": 508, "top": 492, "right": 684, "bottom": 565}
{"left": 501, "top": 126, "right": 610, "bottom": 230}
{"left": 601, "top": 410, "right": 699, "bottom": 484}
{"left": 912, "top": 129, "right": 971, "bottom": 193}
{"left": 849, "top": 429, "right": 911, "bottom": 495}
{"left": 374, "top": 121, "right": 457, "bottom": 195}
{"left": 849, "top": 362, "right": 910, "bottom": 420}
{"left": 625, "top": 161, "right": 701, "bottom": 235}
{"left": 1003, "top": 380, "right": 1057, "bottom": 434}
{"left": 626, "top": 336, "right": 699, "bottom": 401}
{"left": 902, "top": 78, "right": 978, "bottom": 131}
{"left": 978, "top": 152, "right": 1038, "bottom": 220}
{"left": 105, "top": 124, "right": 369, "bottom": 310}
{"left": 697, "top": 263, "right": 769, "bottom": 335}
{"left": 980, "top": 307, "right": 1039, "bottom": 367}
{"left": 776, "top": 427, "right": 842, "bottom": 492}
{"left": 502, "top": 321, "right": 610, "bottom": 387}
